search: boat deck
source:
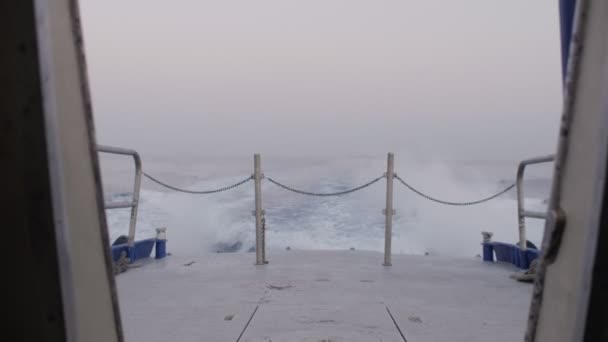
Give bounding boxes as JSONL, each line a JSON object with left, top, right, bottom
{"left": 117, "top": 250, "right": 532, "bottom": 342}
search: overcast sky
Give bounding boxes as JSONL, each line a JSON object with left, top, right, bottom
{"left": 80, "top": 1, "right": 563, "bottom": 161}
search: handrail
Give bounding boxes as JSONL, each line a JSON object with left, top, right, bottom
{"left": 94, "top": 146, "right": 555, "bottom": 263}
{"left": 97, "top": 145, "right": 142, "bottom": 247}
{"left": 516, "top": 155, "right": 555, "bottom": 251}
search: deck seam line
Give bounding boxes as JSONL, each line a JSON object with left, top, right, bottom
{"left": 385, "top": 304, "right": 408, "bottom": 342}
{"left": 236, "top": 305, "right": 259, "bottom": 342}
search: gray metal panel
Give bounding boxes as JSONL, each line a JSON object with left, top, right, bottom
{"left": 528, "top": 1, "right": 608, "bottom": 341}
{"left": 34, "top": 0, "right": 122, "bottom": 340}
{"left": 1, "top": 1, "right": 68, "bottom": 339}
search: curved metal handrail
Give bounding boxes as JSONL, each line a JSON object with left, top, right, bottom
{"left": 97, "top": 145, "right": 142, "bottom": 247}
{"left": 516, "top": 155, "right": 555, "bottom": 251}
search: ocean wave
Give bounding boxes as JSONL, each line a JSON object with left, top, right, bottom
{"left": 103, "top": 159, "right": 550, "bottom": 257}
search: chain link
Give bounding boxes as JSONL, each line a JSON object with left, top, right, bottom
{"left": 142, "top": 169, "right": 513, "bottom": 204}
{"left": 142, "top": 172, "right": 252, "bottom": 194}
{"left": 266, "top": 175, "right": 384, "bottom": 197}
{"left": 394, "top": 174, "right": 515, "bottom": 206}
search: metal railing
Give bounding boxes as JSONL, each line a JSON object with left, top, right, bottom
{"left": 253, "top": 154, "right": 265, "bottom": 265}
{"left": 96, "top": 144, "right": 545, "bottom": 265}
{"left": 98, "top": 145, "right": 142, "bottom": 247}
{"left": 383, "top": 153, "right": 395, "bottom": 266}
{"left": 516, "top": 155, "right": 555, "bottom": 251}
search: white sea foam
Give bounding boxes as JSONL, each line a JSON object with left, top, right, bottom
{"left": 102, "top": 157, "right": 550, "bottom": 257}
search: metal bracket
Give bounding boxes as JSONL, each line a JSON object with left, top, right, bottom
{"left": 545, "top": 207, "right": 566, "bottom": 263}
{"left": 382, "top": 209, "right": 396, "bottom": 215}
{"left": 481, "top": 231, "right": 494, "bottom": 243}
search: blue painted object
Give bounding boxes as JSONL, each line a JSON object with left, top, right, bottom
{"left": 111, "top": 244, "right": 128, "bottom": 262}
{"left": 155, "top": 239, "right": 167, "bottom": 259}
{"left": 523, "top": 248, "right": 540, "bottom": 268}
{"left": 488, "top": 242, "right": 540, "bottom": 269}
{"left": 559, "top": 0, "right": 577, "bottom": 81}
{"left": 482, "top": 243, "right": 494, "bottom": 262}
{"left": 111, "top": 238, "right": 157, "bottom": 262}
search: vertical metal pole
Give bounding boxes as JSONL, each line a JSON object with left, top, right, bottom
{"left": 384, "top": 153, "right": 395, "bottom": 266}
{"left": 128, "top": 153, "right": 142, "bottom": 248}
{"left": 516, "top": 164, "right": 527, "bottom": 252}
{"left": 155, "top": 227, "right": 167, "bottom": 259}
{"left": 254, "top": 154, "right": 265, "bottom": 265}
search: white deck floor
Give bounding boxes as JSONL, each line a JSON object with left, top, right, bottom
{"left": 117, "top": 250, "right": 532, "bottom": 342}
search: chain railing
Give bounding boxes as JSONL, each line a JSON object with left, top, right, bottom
{"left": 394, "top": 175, "right": 515, "bottom": 206}
{"left": 143, "top": 172, "right": 252, "bottom": 194}
{"left": 100, "top": 146, "right": 541, "bottom": 266}
{"left": 266, "top": 175, "right": 385, "bottom": 197}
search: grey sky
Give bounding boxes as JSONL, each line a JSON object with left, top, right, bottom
{"left": 81, "top": 1, "right": 562, "bottom": 160}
